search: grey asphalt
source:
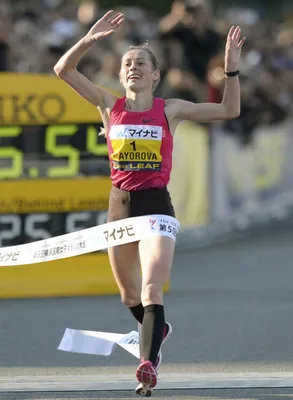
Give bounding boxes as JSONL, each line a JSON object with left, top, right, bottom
{"left": 1, "top": 388, "right": 293, "bottom": 400}
{"left": 1, "top": 226, "right": 293, "bottom": 399}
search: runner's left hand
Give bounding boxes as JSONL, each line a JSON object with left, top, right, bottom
{"left": 225, "top": 26, "right": 246, "bottom": 72}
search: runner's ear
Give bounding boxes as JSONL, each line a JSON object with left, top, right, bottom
{"left": 153, "top": 70, "right": 160, "bottom": 81}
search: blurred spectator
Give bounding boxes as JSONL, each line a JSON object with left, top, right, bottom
{"left": 206, "top": 52, "right": 225, "bottom": 103}
{"left": 77, "top": 0, "right": 100, "bottom": 31}
{"left": 1, "top": 0, "right": 293, "bottom": 147}
{"left": 93, "top": 50, "right": 122, "bottom": 95}
{"left": 159, "top": 0, "right": 222, "bottom": 101}
{"left": 224, "top": 68, "right": 288, "bottom": 146}
{"left": 158, "top": 67, "right": 203, "bottom": 103}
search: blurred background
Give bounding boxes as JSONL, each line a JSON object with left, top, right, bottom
{"left": 3, "top": 0, "right": 293, "bottom": 392}
{"left": 1, "top": 0, "right": 293, "bottom": 295}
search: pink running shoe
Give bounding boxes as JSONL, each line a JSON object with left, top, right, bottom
{"left": 136, "top": 322, "right": 172, "bottom": 396}
{"left": 155, "top": 322, "right": 173, "bottom": 369}
{"left": 136, "top": 360, "right": 157, "bottom": 390}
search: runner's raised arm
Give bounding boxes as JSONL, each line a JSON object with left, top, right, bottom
{"left": 53, "top": 10, "right": 124, "bottom": 112}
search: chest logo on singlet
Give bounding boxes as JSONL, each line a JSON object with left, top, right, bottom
{"left": 109, "top": 124, "right": 163, "bottom": 171}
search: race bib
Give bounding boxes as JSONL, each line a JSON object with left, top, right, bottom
{"left": 109, "top": 124, "right": 163, "bottom": 171}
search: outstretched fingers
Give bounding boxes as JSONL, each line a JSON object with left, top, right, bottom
{"left": 110, "top": 13, "right": 124, "bottom": 28}
{"left": 102, "top": 29, "right": 115, "bottom": 37}
{"left": 228, "top": 26, "right": 236, "bottom": 38}
{"left": 101, "top": 10, "right": 115, "bottom": 21}
{"left": 237, "top": 36, "right": 246, "bottom": 49}
{"left": 107, "top": 11, "right": 123, "bottom": 23}
{"left": 228, "top": 25, "right": 246, "bottom": 48}
{"left": 230, "top": 26, "right": 240, "bottom": 41}
{"left": 233, "top": 26, "right": 246, "bottom": 48}
{"left": 101, "top": 9, "right": 124, "bottom": 23}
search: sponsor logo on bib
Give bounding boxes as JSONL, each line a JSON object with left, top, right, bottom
{"left": 109, "top": 124, "right": 163, "bottom": 171}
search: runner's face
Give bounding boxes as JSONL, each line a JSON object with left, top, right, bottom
{"left": 120, "top": 50, "right": 159, "bottom": 93}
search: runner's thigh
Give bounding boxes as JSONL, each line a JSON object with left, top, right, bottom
{"left": 108, "top": 242, "right": 141, "bottom": 305}
{"left": 139, "top": 236, "right": 175, "bottom": 305}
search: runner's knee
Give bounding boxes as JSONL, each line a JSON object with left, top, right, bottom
{"left": 120, "top": 291, "right": 141, "bottom": 308}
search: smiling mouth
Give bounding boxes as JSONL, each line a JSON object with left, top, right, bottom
{"left": 128, "top": 75, "right": 141, "bottom": 81}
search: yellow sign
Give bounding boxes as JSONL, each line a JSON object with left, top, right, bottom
{"left": 168, "top": 121, "right": 209, "bottom": 228}
{"left": 225, "top": 124, "right": 287, "bottom": 194}
{"left": 0, "top": 73, "right": 102, "bottom": 125}
{"left": 0, "top": 252, "right": 169, "bottom": 299}
{"left": 0, "top": 253, "right": 112, "bottom": 299}
{"left": 0, "top": 177, "right": 112, "bottom": 214}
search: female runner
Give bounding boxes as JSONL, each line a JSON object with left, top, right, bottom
{"left": 54, "top": 10, "right": 245, "bottom": 397}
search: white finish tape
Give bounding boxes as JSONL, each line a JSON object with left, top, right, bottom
{"left": 58, "top": 328, "right": 140, "bottom": 359}
{"left": 0, "top": 214, "right": 180, "bottom": 267}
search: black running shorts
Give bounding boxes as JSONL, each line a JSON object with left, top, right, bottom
{"left": 107, "top": 186, "right": 175, "bottom": 222}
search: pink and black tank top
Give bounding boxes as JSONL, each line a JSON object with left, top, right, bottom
{"left": 106, "top": 96, "right": 173, "bottom": 191}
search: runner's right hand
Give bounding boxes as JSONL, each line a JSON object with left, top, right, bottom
{"left": 86, "top": 10, "right": 124, "bottom": 42}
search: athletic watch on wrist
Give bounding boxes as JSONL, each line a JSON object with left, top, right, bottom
{"left": 225, "top": 70, "right": 240, "bottom": 77}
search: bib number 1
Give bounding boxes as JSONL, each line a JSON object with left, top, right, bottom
{"left": 129, "top": 141, "right": 136, "bottom": 151}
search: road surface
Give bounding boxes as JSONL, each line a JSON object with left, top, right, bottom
{"left": 1, "top": 226, "right": 293, "bottom": 399}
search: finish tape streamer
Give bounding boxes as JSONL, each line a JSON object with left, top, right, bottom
{"left": 0, "top": 214, "right": 180, "bottom": 267}
{"left": 58, "top": 328, "right": 140, "bottom": 359}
